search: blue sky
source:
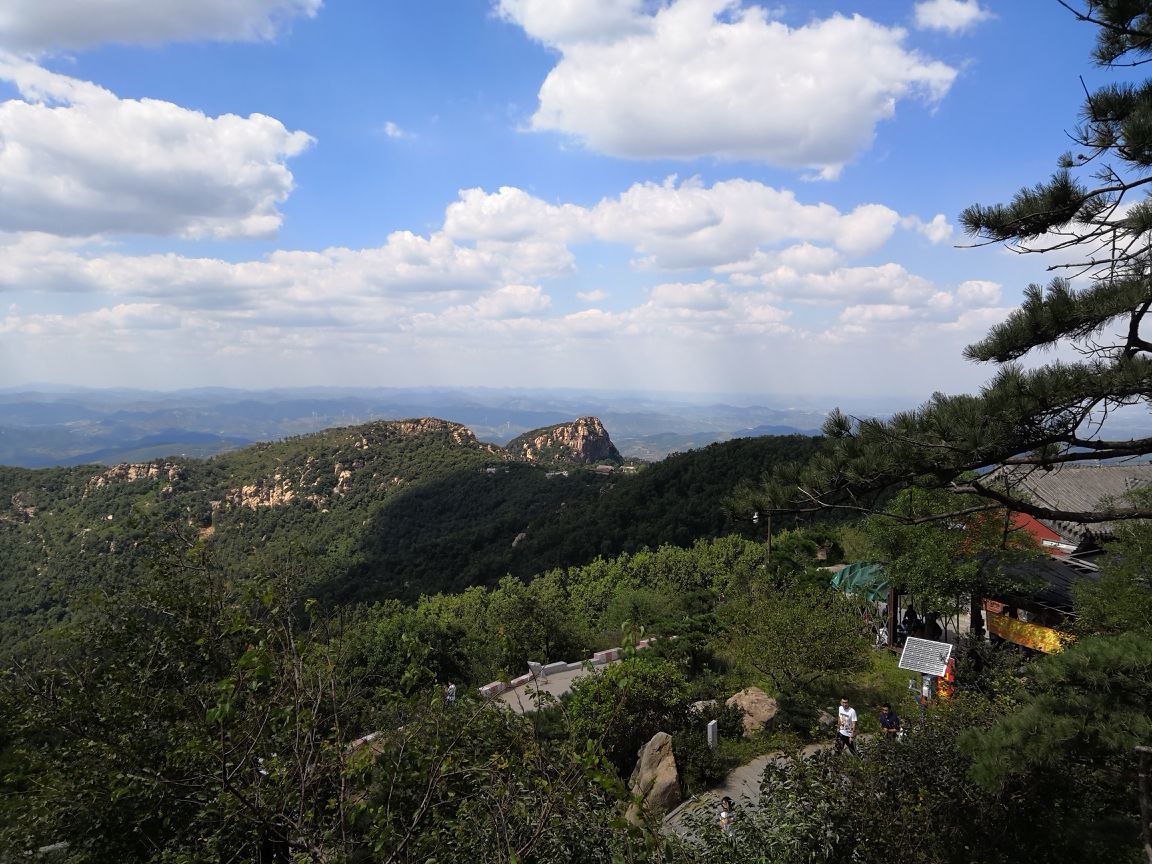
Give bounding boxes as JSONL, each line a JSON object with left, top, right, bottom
{"left": 0, "top": 1, "right": 1119, "bottom": 400}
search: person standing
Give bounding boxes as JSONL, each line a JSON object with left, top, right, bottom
{"left": 878, "top": 703, "right": 900, "bottom": 741}
{"left": 718, "top": 796, "right": 736, "bottom": 840}
{"left": 835, "top": 697, "right": 860, "bottom": 757}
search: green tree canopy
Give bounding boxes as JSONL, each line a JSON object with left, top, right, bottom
{"left": 860, "top": 487, "right": 1039, "bottom": 616}
{"left": 960, "top": 632, "right": 1152, "bottom": 858}
{"left": 670, "top": 693, "right": 1142, "bottom": 864}
{"left": 716, "top": 583, "right": 870, "bottom": 698}
{"left": 563, "top": 655, "right": 691, "bottom": 778}
{"left": 760, "top": 1, "right": 1152, "bottom": 528}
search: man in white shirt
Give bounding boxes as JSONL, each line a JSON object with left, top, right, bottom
{"left": 835, "top": 697, "right": 860, "bottom": 757}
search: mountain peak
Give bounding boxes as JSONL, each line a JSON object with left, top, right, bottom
{"left": 505, "top": 416, "right": 622, "bottom": 466}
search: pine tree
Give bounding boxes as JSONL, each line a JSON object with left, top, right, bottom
{"left": 766, "top": 1, "right": 1152, "bottom": 526}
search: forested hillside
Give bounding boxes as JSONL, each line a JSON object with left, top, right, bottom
{"left": 0, "top": 418, "right": 818, "bottom": 653}
{"left": 4, "top": 503, "right": 1146, "bottom": 862}
{"left": 0, "top": 416, "right": 1146, "bottom": 864}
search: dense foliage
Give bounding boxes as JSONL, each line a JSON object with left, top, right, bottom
{"left": 0, "top": 530, "right": 854, "bottom": 862}
{"left": 0, "top": 425, "right": 818, "bottom": 655}
{"left": 1, "top": 493, "right": 1148, "bottom": 861}
{"left": 669, "top": 690, "right": 1143, "bottom": 864}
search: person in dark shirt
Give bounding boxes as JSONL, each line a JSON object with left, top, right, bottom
{"left": 923, "top": 612, "right": 943, "bottom": 641}
{"left": 878, "top": 703, "right": 900, "bottom": 740}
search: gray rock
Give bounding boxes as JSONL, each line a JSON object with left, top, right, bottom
{"left": 725, "top": 687, "right": 779, "bottom": 737}
{"left": 626, "top": 731, "right": 681, "bottom": 824}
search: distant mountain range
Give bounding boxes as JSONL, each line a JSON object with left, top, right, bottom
{"left": 0, "top": 387, "right": 830, "bottom": 467}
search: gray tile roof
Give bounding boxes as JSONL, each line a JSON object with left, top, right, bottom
{"left": 990, "top": 463, "right": 1152, "bottom": 543}
{"left": 1000, "top": 555, "right": 1100, "bottom": 613}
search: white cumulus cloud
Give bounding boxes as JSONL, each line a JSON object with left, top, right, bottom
{"left": 0, "top": 166, "right": 1011, "bottom": 393}
{"left": 0, "top": 0, "right": 322, "bottom": 53}
{"left": 590, "top": 177, "right": 904, "bottom": 268}
{"left": 913, "top": 0, "right": 992, "bottom": 35}
{"left": 901, "top": 213, "right": 953, "bottom": 244}
{"left": 445, "top": 186, "right": 587, "bottom": 243}
{"left": 957, "top": 279, "right": 1001, "bottom": 306}
{"left": 649, "top": 280, "right": 730, "bottom": 312}
{"left": 434, "top": 177, "right": 941, "bottom": 273}
{"left": 509, "top": 0, "right": 956, "bottom": 176}
{"left": 496, "top": 0, "right": 648, "bottom": 46}
{"left": 472, "top": 284, "right": 552, "bottom": 319}
{"left": 0, "top": 58, "right": 313, "bottom": 238}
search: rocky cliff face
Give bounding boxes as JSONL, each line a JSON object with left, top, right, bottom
{"left": 505, "top": 416, "right": 623, "bottom": 466}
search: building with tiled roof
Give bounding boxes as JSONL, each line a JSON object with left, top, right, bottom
{"left": 988, "top": 462, "right": 1152, "bottom": 548}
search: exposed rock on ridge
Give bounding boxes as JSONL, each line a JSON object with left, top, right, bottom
{"left": 367, "top": 417, "right": 483, "bottom": 447}
{"left": 85, "top": 462, "right": 185, "bottom": 500}
{"left": 505, "top": 416, "right": 623, "bottom": 466}
{"left": 61, "top": 417, "right": 620, "bottom": 518}
{"left": 211, "top": 418, "right": 503, "bottom": 511}
{"left": 87, "top": 462, "right": 184, "bottom": 490}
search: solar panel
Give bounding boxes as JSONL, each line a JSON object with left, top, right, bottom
{"left": 898, "top": 637, "right": 953, "bottom": 677}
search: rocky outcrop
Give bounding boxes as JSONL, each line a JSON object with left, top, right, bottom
{"left": 2, "top": 493, "right": 37, "bottom": 525}
{"left": 87, "top": 462, "right": 183, "bottom": 491}
{"left": 339, "top": 418, "right": 502, "bottom": 458}
{"left": 384, "top": 417, "right": 482, "bottom": 446}
{"left": 210, "top": 419, "right": 503, "bottom": 512}
{"left": 218, "top": 472, "right": 325, "bottom": 510}
{"left": 725, "top": 687, "right": 779, "bottom": 738}
{"left": 505, "top": 416, "right": 623, "bottom": 466}
{"left": 626, "top": 731, "right": 681, "bottom": 824}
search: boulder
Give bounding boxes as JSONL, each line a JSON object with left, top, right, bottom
{"left": 690, "top": 699, "right": 718, "bottom": 715}
{"left": 626, "top": 731, "right": 681, "bottom": 823}
{"left": 725, "top": 687, "right": 779, "bottom": 737}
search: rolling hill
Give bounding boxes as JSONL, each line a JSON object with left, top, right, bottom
{"left": 0, "top": 416, "right": 819, "bottom": 654}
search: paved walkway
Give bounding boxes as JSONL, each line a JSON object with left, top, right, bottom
{"left": 662, "top": 742, "right": 834, "bottom": 838}
{"left": 497, "top": 663, "right": 612, "bottom": 713}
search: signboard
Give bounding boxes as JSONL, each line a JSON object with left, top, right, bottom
{"left": 985, "top": 611, "right": 1073, "bottom": 654}
{"left": 898, "top": 637, "right": 953, "bottom": 677}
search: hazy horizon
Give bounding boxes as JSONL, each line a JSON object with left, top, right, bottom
{"left": 0, "top": 382, "right": 923, "bottom": 414}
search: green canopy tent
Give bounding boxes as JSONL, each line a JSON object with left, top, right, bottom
{"left": 830, "top": 562, "right": 893, "bottom": 647}
{"left": 829, "top": 562, "right": 889, "bottom": 602}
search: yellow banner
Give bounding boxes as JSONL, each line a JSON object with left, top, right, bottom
{"left": 986, "top": 611, "right": 1073, "bottom": 653}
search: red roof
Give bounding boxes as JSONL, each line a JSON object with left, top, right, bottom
{"left": 1010, "top": 512, "right": 1067, "bottom": 554}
